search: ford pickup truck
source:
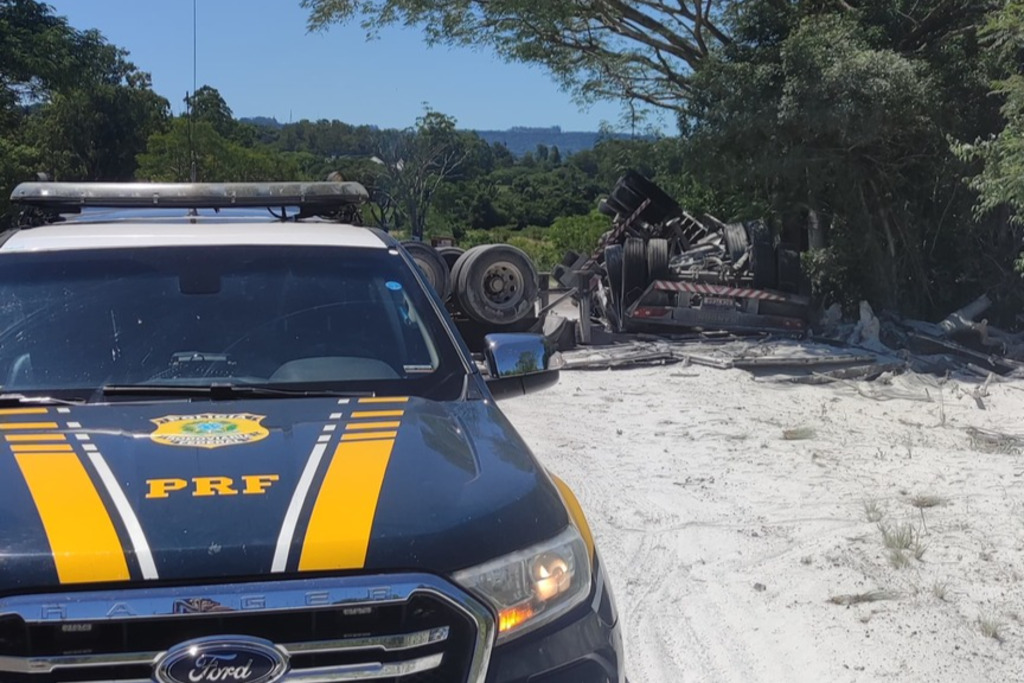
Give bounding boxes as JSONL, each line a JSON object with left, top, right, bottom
{"left": 0, "top": 181, "right": 623, "bottom": 683}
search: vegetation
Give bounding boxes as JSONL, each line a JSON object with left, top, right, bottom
{"left": 2, "top": 0, "right": 1024, "bottom": 323}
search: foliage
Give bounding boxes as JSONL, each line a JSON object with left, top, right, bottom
{"left": 369, "top": 110, "right": 469, "bottom": 238}
{"left": 301, "top": 0, "right": 727, "bottom": 114}
{"left": 953, "top": 0, "right": 1024, "bottom": 273}
{"left": 136, "top": 118, "right": 303, "bottom": 183}
{"left": 681, "top": 0, "right": 1009, "bottom": 318}
{"left": 547, "top": 211, "right": 610, "bottom": 256}
{"left": 0, "top": 0, "right": 169, "bottom": 218}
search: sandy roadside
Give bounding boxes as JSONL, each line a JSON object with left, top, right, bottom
{"left": 501, "top": 361, "right": 1024, "bottom": 682}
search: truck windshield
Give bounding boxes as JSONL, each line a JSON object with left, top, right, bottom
{"left": 0, "top": 245, "right": 465, "bottom": 400}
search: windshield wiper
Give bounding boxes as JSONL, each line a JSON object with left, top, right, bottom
{"left": 101, "top": 383, "right": 375, "bottom": 399}
{"left": 0, "top": 393, "right": 86, "bottom": 407}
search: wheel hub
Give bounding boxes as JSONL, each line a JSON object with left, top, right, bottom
{"left": 482, "top": 262, "right": 522, "bottom": 307}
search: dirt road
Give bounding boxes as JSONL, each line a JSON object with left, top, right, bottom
{"left": 502, "top": 362, "right": 1024, "bottom": 682}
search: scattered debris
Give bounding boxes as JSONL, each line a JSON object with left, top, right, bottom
{"left": 828, "top": 590, "right": 899, "bottom": 606}
{"left": 965, "top": 427, "right": 1024, "bottom": 454}
{"left": 549, "top": 171, "right": 1024, "bottom": 385}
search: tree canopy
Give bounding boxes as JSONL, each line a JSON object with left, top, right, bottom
{"left": 301, "top": 0, "right": 728, "bottom": 113}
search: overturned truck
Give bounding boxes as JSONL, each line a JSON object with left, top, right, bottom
{"left": 555, "top": 171, "right": 812, "bottom": 341}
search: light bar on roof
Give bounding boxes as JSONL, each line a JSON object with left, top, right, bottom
{"left": 9, "top": 181, "right": 369, "bottom": 210}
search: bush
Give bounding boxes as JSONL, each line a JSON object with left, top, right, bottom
{"left": 547, "top": 210, "right": 609, "bottom": 255}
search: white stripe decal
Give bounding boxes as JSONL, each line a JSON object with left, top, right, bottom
{"left": 272, "top": 441, "right": 330, "bottom": 572}
{"left": 84, "top": 450, "right": 159, "bottom": 580}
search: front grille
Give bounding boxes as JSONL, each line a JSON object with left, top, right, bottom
{"left": 0, "top": 574, "right": 494, "bottom": 683}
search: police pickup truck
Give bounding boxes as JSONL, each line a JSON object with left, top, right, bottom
{"left": 0, "top": 182, "right": 623, "bottom": 683}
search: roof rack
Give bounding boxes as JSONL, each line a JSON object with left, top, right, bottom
{"left": 9, "top": 181, "right": 369, "bottom": 211}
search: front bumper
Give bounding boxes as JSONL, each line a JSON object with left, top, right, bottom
{"left": 484, "top": 553, "right": 624, "bottom": 683}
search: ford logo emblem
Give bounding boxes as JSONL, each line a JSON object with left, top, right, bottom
{"left": 154, "top": 636, "right": 288, "bottom": 683}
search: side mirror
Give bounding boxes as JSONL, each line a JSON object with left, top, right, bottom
{"left": 483, "top": 333, "right": 562, "bottom": 400}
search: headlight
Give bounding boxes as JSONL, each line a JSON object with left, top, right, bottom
{"left": 452, "top": 526, "right": 592, "bottom": 643}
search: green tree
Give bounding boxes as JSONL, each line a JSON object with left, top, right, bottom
{"left": 136, "top": 118, "right": 300, "bottom": 182}
{"left": 26, "top": 71, "right": 168, "bottom": 181}
{"left": 954, "top": 0, "right": 1024, "bottom": 273}
{"left": 370, "top": 110, "right": 468, "bottom": 239}
{"left": 680, "top": 1, "right": 1004, "bottom": 316}
{"left": 0, "top": 0, "right": 169, "bottom": 218}
{"left": 187, "top": 85, "right": 236, "bottom": 139}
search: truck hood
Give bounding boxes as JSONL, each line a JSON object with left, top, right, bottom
{"left": 0, "top": 396, "right": 568, "bottom": 593}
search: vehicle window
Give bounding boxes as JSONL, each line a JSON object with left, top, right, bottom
{"left": 0, "top": 245, "right": 464, "bottom": 399}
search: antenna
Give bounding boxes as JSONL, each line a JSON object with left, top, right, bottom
{"left": 187, "top": 0, "right": 198, "bottom": 186}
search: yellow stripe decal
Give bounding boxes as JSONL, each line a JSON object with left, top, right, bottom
{"left": 299, "top": 437, "right": 397, "bottom": 571}
{"left": 15, "top": 452, "right": 130, "bottom": 583}
{"left": 340, "top": 431, "right": 399, "bottom": 442}
{"left": 5, "top": 434, "right": 67, "bottom": 442}
{"left": 0, "top": 408, "right": 48, "bottom": 415}
{"left": 0, "top": 422, "right": 60, "bottom": 430}
{"left": 345, "top": 421, "right": 401, "bottom": 431}
{"left": 11, "top": 444, "right": 74, "bottom": 453}
{"left": 350, "top": 410, "right": 404, "bottom": 419}
{"left": 357, "top": 397, "right": 410, "bottom": 404}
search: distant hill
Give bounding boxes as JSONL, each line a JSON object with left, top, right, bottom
{"left": 241, "top": 116, "right": 284, "bottom": 130}
{"left": 474, "top": 126, "right": 638, "bottom": 157}
{"left": 240, "top": 118, "right": 641, "bottom": 156}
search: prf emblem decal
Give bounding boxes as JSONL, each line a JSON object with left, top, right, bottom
{"left": 150, "top": 414, "right": 269, "bottom": 449}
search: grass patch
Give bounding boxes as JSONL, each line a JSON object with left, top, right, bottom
{"left": 783, "top": 426, "right": 816, "bottom": 441}
{"left": 888, "top": 549, "right": 912, "bottom": 569}
{"left": 978, "top": 614, "right": 1005, "bottom": 643}
{"left": 932, "top": 581, "right": 950, "bottom": 601}
{"left": 879, "top": 522, "right": 916, "bottom": 550}
{"left": 864, "top": 500, "right": 884, "bottom": 523}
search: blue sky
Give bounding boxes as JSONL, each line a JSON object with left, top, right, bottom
{"left": 45, "top": 0, "right": 628, "bottom": 131}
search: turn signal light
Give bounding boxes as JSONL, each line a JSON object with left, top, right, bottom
{"left": 498, "top": 604, "right": 536, "bottom": 633}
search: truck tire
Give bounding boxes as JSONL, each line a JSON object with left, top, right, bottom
{"left": 722, "top": 223, "right": 749, "bottom": 264}
{"left": 617, "top": 170, "right": 682, "bottom": 225}
{"left": 436, "top": 246, "right": 465, "bottom": 273}
{"left": 454, "top": 244, "right": 540, "bottom": 325}
{"left": 622, "top": 237, "right": 649, "bottom": 311}
{"left": 605, "top": 243, "right": 624, "bottom": 326}
{"left": 402, "top": 241, "right": 451, "bottom": 300}
{"left": 647, "top": 238, "right": 670, "bottom": 281}
{"left": 598, "top": 198, "right": 618, "bottom": 218}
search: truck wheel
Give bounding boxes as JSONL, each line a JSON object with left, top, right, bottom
{"left": 617, "top": 170, "right": 682, "bottom": 225}
{"left": 604, "top": 243, "right": 624, "bottom": 326}
{"left": 436, "top": 246, "right": 465, "bottom": 273}
{"left": 747, "top": 220, "right": 777, "bottom": 289}
{"left": 622, "top": 237, "right": 649, "bottom": 311}
{"left": 722, "top": 223, "right": 749, "bottom": 264}
{"left": 454, "top": 244, "right": 540, "bottom": 325}
{"left": 647, "top": 238, "right": 670, "bottom": 281}
{"left": 402, "top": 241, "right": 451, "bottom": 300}
{"left": 598, "top": 199, "right": 618, "bottom": 218}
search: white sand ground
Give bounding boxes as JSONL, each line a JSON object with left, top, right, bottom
{"left": 502, "top": 359, "right": 1024, "bottom": 682}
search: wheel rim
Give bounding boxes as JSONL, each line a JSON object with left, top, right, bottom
{"left": 480, "top": 260, "right": 524, "bottom": 309}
